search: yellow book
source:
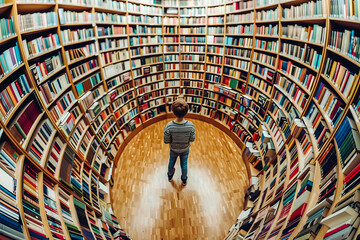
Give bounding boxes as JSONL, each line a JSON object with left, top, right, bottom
{"left": 23, "top": 181, "right": 38, "bottom": 197}
{"left": 328, "top": 60, "right": 338, "bottom": 80}
{"left": 260, "top": 80, "right": 265, "bottom": 89}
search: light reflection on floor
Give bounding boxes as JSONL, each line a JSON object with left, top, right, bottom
{"left": 111, "top": 119, "right": 248, "bottom": 240}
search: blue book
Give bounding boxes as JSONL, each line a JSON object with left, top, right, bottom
{"left": 0, "top": 214, "right": 23, "bottom": 232}
{"left": 0, "top": 185, "right": 15, "bottom": 200}
{"left": 335, "top": 116, "right": 351, "bottom": 145}
{"left": 314, "top": 82, "right": 324, "bottom": 100}
{"left": 14, "top": 43, "right": 22, "bottom": 65}
{"left": 348, "top": 30, "right": 355, "bottom": 56}
{"left": 76, "top": 83, "right": 84, "bottom": 96}
{"left": 332, "top": 107, "right": 343, "bottom": 127}
{"left": 70, "top": 233, "right": 84, "bottom": 239}
{"left": 28, "top": 229, "right": 49, "bottom": 240}
{"left": 283, "top": 192, "right": 295, "bottom": 205}
{"left": 81, "top": 229, "right": 96, "bottom": 240}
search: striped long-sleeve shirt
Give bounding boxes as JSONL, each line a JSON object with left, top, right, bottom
{"left": 164, "top": 120, "right": 195, "bottom": 153}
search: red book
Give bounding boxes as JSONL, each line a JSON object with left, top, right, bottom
{"left": 134, "top": 116, "right": 140, "bottom": 125}
{"left": 50, "top": 33, "right": 57, "bottom": 47}
{"left": 50, "top": 152, "right": 59, "bottom": 162}
{"left": 45, "top": 204, "right": 57, "bottom": 213}
{"left": 329, "top": 101, "right": 342, "bottom": 119}
{"left": 324, "top": 224, "right": 350, "bottom": 238}
{"left": 30, "top": 145, "right": 42, "bottom": 159}
{"left": 317, "top": 128, "right": 327, "bottom": 144}
{"left": 37, "top": 62, "right": 44, "bottom": 77}
{"left": 289, "top": 167, "right": 299, "bottom": 180}
{"left": 53, "top": 141, "right": 61, "bottom": 153}
{"left": 335, "top": 31, "right": 340, "bottom": 50}
{"left": 25, "top": 164, "right": 37, "bottom": 177}
{"left": 21, "top": 101, "right": 40, "bottom": 134}
{"left": 110, "top": 91, "right": 117, "bottom": 101}
{"left": 56, "top": 101, "right": 64, "bottom": 113}
{"left": 41, "top": 62, "right": 48, "bottom": 75}
{"left": 301, "top": 97, "right": 307, "bottom": 108}
{"left": 343, "top": 160, "right": 360, "bottom": 184}
{"left": 305, "top": 74, "right": 313, "bottom": 89}
{"left": 24, "top": 175, "right": 37, "bottom": 189}
{"left": 15, "top": 108, "right": 30, "bottom": 136}
{"left": 293, "top": 87, "right": 300, "bottom": 100}
{"left": 286, "top": 61, "right": 292, "bottom": 73}
{"left": 289, "top": 203, "right": 307, "bottom": 222}
{"left": 319, "top": 186, "right": 336, "bottom": 201}
{"left": 14, "top": 80, "right": 24, "bottom": 97}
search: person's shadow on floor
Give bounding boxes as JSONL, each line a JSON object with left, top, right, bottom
{"left": 170, "top": 180, "right": 185, "bottom": 192}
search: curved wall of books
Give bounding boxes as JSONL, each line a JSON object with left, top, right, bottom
{"left": 1, "top": 0, "right": 360, "bottom": 239}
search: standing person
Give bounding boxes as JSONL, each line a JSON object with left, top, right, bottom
{"left": 164, "top": 98, "right": 195, "bottom": 185}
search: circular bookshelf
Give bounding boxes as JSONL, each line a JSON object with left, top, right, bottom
{"left": 1, "top": 0, "right": 360, "bottom": 239}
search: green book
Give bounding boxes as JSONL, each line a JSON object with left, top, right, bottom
{"left": 14, "top": 122, "right": 26, "bottom": 139}
{"left": 0, "top": 19, "right": 6, "bottom": 38}
{"left": 9, "top": 17, "right": 14, "bottom": 35}
{"left": 229, "top": 78, "right": 238, "bottom": 89}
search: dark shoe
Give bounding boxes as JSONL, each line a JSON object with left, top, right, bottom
{"left": 168, "top": 170, "right": 175, "bottom": 182}
{"left": 181, "top": 177, "right": 187, "bottom": 186}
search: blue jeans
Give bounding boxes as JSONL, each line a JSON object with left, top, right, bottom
{"left": 167, "top": 149, "right": 189, "bottom": 181}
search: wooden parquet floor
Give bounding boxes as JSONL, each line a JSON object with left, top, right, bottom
{"left": 110, "top": 119, "right": 249, "bottom": 240}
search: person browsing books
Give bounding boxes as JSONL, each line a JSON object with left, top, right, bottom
{"left": 164, "top": 98, "right": 195, "bottom": 186}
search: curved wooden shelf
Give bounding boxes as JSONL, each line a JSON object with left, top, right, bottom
{"left": 1, "top": 1, "right": 360, "bottom": 240}
{"left": 58, "top": 2, "right": 92, "bottom": 10}
{"left": 0, "top": 2, "right": 12, "bottom": 15}
{"left": 255, "top": 2, "right": 279, "bottom": 10}
{"left": 280, "top": 36, "right": 325, "bottom": 47}
{"left": 3, "top": 91, "right": 34, "bottom": 127}
{"left": 63, "top": 38, "right": 97, "bottom": 47}
{"left": 95, "top": 21, "right": 127, "bottom": 26}
{"left": 0, "top": 34, "right": 17, "bottom": 46}
{"left": 26, "top": 45, "right": 62, "bottom": 61}
{"left": 94, "top": 7, "right": 127, "bottom": 14}
{"left": 0, "top": 63, "right": 25, "bottom": 85}
{"left": 281, "top": 17, "right": 327, "bottom": 24}
{"left": 20, "top": 25, "right": 58, "bottom": 35}
{"left": 97, "top": 34, "right": 127, "bottom": 39}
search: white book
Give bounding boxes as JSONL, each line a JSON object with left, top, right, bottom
{"left": 321, "top": 206, "right": 359, "bottom": 229}
{"left": 324, "top": 224, "right": 356, "bottom": 240}
{"left": 291, "top": 190, "right": 311, "bottom": 214}
{"left": 343, "top": 74, "right": 355, "bottom": 97}
{"left": 0, "top": 167, "right": 15, "bottom": 194}
{"left": 320, "top": 89, "right": 332, "bottom": 109}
